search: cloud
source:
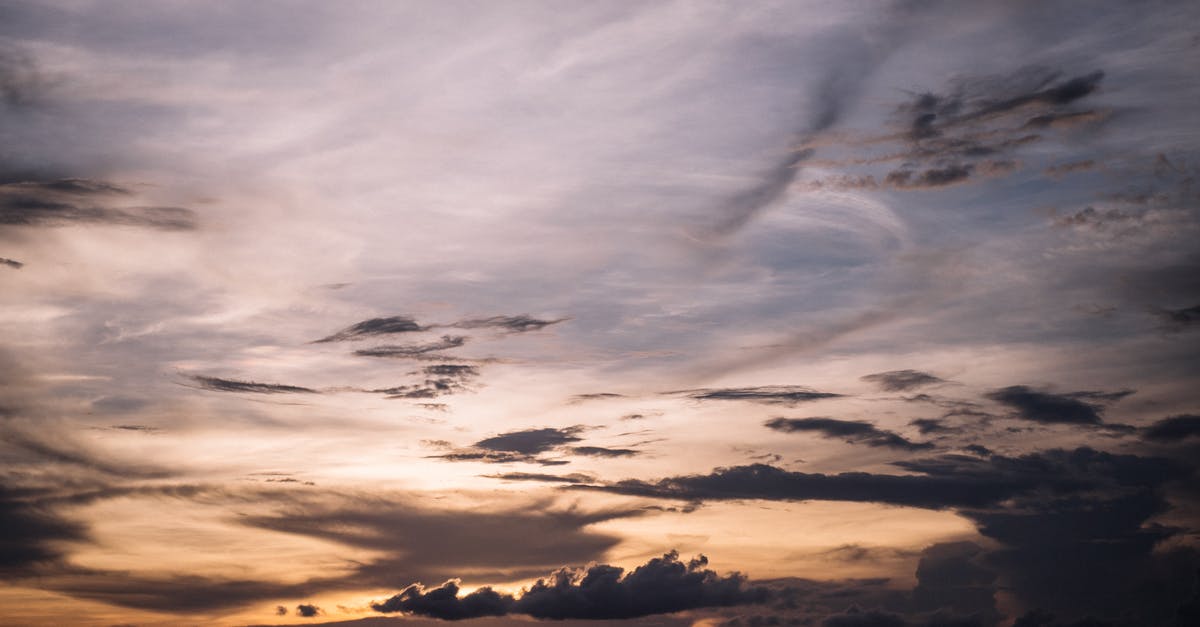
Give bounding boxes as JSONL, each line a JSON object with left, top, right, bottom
{"left": 313, "top": 316, "right": 426, "bottom": 343}
{"left": 482, "top": 472, "right": 598, "bottom": 484}
{"left": 295, "top": 603, "right": 321, "bottom": 617}
{"left": 1152, "top": 304, "right": 1200, "bottom": 331}
{"left": 1043, "top": 160, "right": 1096, "bottom": 179}
{"left": 821, "top": 608, "right": 907, "bottom": 627}
{"left": 475, "top": 427, "right": 585, "bottom": 455}
{"left": 370, "top": 580, "right": 513, "bottom": 620}
{"left": 909, "top": 419, "right": 955, "bottom": 435}
{"left": 884, "top": 165, "right": 974, "bottom": 189}
{"left": 421, "top": 364, "right": 479, "bottom": 379}
{"left": 569, "top": 393, "right": 627, "bottom": 403}
{"left": 983, "top": 385, "right": 1131, "bottom": 425}
{"left": 577, "top": 446, "right": 1181, "bottom": 511}
{"left": 568, "top": 446, "right": 641, "bottom": 458}
{"left": 672, "top": 386, "right": 843, "bottom": 406}
{"left": 1141, "top": 414, "right": 1200, "bottom": 442}
{"left": 0, "top": 486, "right": 87, "bottom": 574}
{"left": 0, "top": 179, "right": 196, "bottom": 231}
{"left": 371, "top": 551, "right": 769, "bottom": 620}
{"left": 861, "top": 370, "right": 946, "bottom": 392}
{"left": 0, "top": 256, "right": 22, "bottom": 269}
{"left": 187, "top": 375, "right": 318, "bottom": 395}
{"left": 764, "top": 417, "right": 933, "bottom": 451}
{"left": 353, "top": 335, "right": 467, "bottom": 358}
{"left": 450, "top": 315, "right": 567, "bottom": 333}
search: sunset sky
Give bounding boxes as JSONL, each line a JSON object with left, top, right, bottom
{"left": 2, "top": 1, "right": 1199, "bottom": 626}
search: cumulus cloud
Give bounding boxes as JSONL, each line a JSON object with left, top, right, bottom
{"left": 764, "top": 417, "right": 933, "bottom": 451}
{"left": 371, "top": 551, "right": 769, "bottom": 620}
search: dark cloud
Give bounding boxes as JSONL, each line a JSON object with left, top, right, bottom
{"left": 108, "top": 424, "right": 159, "bottom": 433}
{"left": 372, "top": 551, "right": 768, "bottom": 620}
{"left": 1152, "top": 304, "right": 1200, "bottom": 331}
{"left": 861, "top": 370, "right": 946, "bottom": 392}
{"left": 577, "top": 447, "right": 1182, "bottom": 511}
{"left": 911, "top": 543, "right": 996, "bottom": 619}
{"left": 353, "top": 335, "right": 466, "bottom": 358}
{"left": 188, "top": 375, "right": 318, "bottom": 395}
{"left": 0, "top": 486, "right": 87, "bottom": 574}
{"left": 296, "top": 603, "right": 321, "bottom": 617}
{"left": 422, "top": 364, "right": 479, "bottom": 379}
{"left": 672, "top": 386, "right": 843, "bottom": 406}
{"left": 0, "top": 44, "right": 44, "bottom": 107}
{"left": 1141, "top": 414, "right": 1200, "bottom": 442}
{"left": 909, "top": 419, "right": 954, "bottom": 435}
{"left": 370, "top": 580, "right": 513, "bottom": 619}
{"left": 569, "top": 393, "right": 627, "bottom": 403}
{"left": 474, "top": 427, "right": 585, "bottom": 455}
{"left": 764, "top": 417, "right": 933, "bottom": 451}
{"left": 821, "top": 608, "right": 907, "bottom": 627}
{"left": 983, "top": 385, "right": 1131, "bottom": 425}
{"left": 431, "top": 450, "right": 570, "bottom": 466}
{"left": 963, "top": 445, "right": 991, "bottom": 457}
{"left": 568, "top": 446, "right": 641, "bottom": 458}
{"left": 314, "top": 316, "right": 426, "bottom": 343}
{"left": 801, "top": 67, "right": 1109, "bottom": 193}
{"left": 482, "top": 472, "right": 597, "bottom": 484}
{"left": 884, "top": 165, "right": 973, "bottom": 189}
{"left": 1043, "top": 160, "right": 1096, "bottom": 179}
{"left": 1053, "top": 206, "right": 1136, "bottom": 229}
{"left": 0, "top": 256, "right": 22, "bottom": 269}
{"left": 1, "top": 179, "right": 195, "bottom": 230}
{"left": 369, "top": 377, "right": 469, "bottom": 400}
{"left": 275, "top": 605, "right": 287, "bottom": 615}
{"left": 450, "top": 315, "right": 567, "bottom": 333}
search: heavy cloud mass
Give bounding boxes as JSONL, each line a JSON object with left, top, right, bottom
{"left": 2, "top": 2, "right": 1199, "bottom": 626}
{"left": 371, "top": 552, "right": 769, "bottom": 620}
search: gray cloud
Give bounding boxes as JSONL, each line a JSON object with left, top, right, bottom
{"left": 353, "top": 335, "right": 467, "bottom": 359}
{"left": 450, "top": 315, "right": 567, "bottom": 333}
{"left": 983, "top": 385, "right": 1132, "bottom": 426}
{"left": 482, "top": 472, "right": 598, "bottom": 484}
{"left": 861, "top": 370, "right": 946, "bottom": 392}
{"left": 313, "top": 316, "right": 426, "bottom": 343}
{"left": 295, "top": 603, "right": 321, "bottom": 617}
{"left": 475, "top": 427, "right": 584, "bottom": 455}
{"left": 764, "top": 417, "right": 933, "bottom": 451}
{"left": 568, "top": 446, "right": 641, "bottom": 458}
{"left": 1141, "top": 414, "right": 1200, "bottom": 442}
{"left": 0, "top": 256, "right": 21, "bottom": 269}
{"left": 188, "top": 375, "right": 318, "bottom": 395}
{"left": 1, "top": 179, "right": 195, "bottom": 231}
{"left": 371, "top": 551, "right": 769, "bottom": 620}
{"left": 672, "top": 386, "right": 843, "bottom": 406}
{"left": 1152, "top": 304, "right": 1200, "bottom": 331}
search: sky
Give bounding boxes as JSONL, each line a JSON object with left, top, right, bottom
{"left": 1, "top": 1, "right": 1199, "bottom": 626}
